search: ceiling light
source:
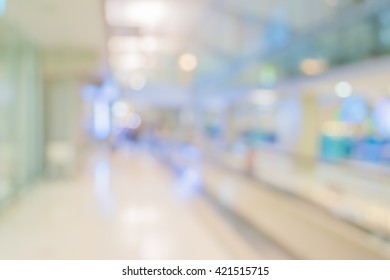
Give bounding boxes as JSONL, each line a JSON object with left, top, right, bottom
{"left": 140, "top": 36, "right": 160, "bottom": 52}
{"left": 250, "top": 90, "right": 277, "bottom": 106}
{"left": 300, "top": 58, "right": 327, "bottom": 76}
{"left": 335, "top": 82, "right": 353, "bottom": 98}
{"left": 129, "top": 75, "right": 146, "bottom": 91}
{"left": 106, "top": 0, "right": 168, "bottom": 28}
{"left": 112, "top": 101, "right": 129, "bottom": 118}
{"left": 178, "top": 53, "right": 197, "bottom": 72}
{"left": 110, "top": 53, "right": 145, "bottom": 71}
{"left": 109, "top": 36, "right": 160, "bottom": 53}
{"left": 128, "top": 1, "right": 167, "bottom": 27}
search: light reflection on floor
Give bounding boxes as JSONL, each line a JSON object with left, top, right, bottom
{"left": 0, "top": 147, "right": 287, "bottom": 259}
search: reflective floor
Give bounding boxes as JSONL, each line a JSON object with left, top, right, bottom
{"left": 0, "top": 147, "right": 288, "bottom": 259}
{"left": 2, "top": 143, "right": 390, "bottom": 260}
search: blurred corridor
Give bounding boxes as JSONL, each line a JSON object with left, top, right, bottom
{"left": 2, "top": 0, "right": 390, "bottom": 259}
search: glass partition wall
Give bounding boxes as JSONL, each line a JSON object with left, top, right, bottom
{"left": 0, "top": 23, "right": 44, "bottom": 203}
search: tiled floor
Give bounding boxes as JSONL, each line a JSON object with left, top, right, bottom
{"left": 0, "top": 148, "right": 288, "bottom": 259}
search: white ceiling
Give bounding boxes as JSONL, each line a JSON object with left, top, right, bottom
{"left": 2, "top": 0, "right": 367, "bottom": 84}
{"left": 4, "top": 0, "right": 106, "bottom": 53}
{"left": 2, "top": 0, "right": 343, "bottom": 60}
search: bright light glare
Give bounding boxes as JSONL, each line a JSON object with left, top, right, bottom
{"left": 128, "top": 1, "right": 167, "bottom": 27}
{"left": 106, "top": 0, "right": 168, "bottom": 27}
{"left": 129, "top": 75, "right": 146, "bottom": 91}
{"left": 112, "top": 101, "right": 129, "bottom": 118}
{"left": 110, "top": 53, "right": 145, "bottom": 70}
{"left": 178, "top": 53, "right": 198, "bottom": 72}
{"left": 141, "top": 36, "right": 160, "bottom": 52}
{"left": 335, "top": 82, "right": 353, "bottom": 98}
{"left": 250, "top": 90, "right": 277, "bottom": 106}
{"left": 109, "top": 37, "right": 139, "bottom": 52}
